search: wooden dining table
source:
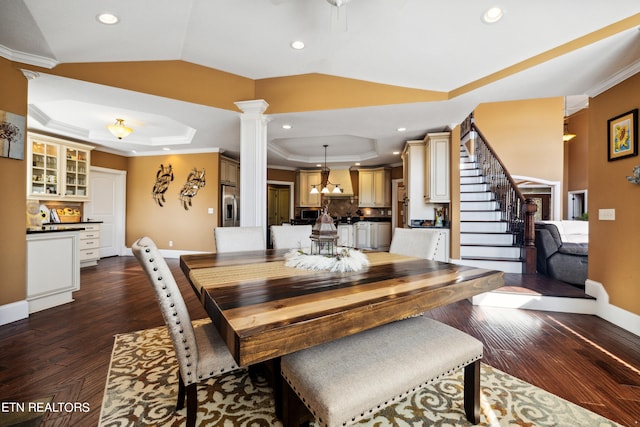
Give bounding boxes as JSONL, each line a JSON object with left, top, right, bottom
{"left": 180, "top": 249, "right": 504, "bottom": 367}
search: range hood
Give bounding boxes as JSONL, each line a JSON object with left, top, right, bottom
{"left": 325, "top": 169, "right": 354, "bottom": 197}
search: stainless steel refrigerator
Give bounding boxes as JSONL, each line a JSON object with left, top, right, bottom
{"left": 221, "top": 184, "right": 239, "bottom": 227}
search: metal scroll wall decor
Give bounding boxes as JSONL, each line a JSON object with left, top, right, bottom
{"left": 179, "top": 168, "right": 206, "bottom": 210}
{"left": 152, "top": 164, "right": 174, "bottom": 207}
{"left": 627, "top": 165, "right": 640, "bottom": 185}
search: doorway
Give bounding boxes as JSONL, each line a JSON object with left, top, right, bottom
{"left": 267, "top": 181, "right": 293, "bottom": 247}
{"left": 568, "top": 190, "right": 588, "bottom": 220}
{"left": 84, "top": 166, "right": 126, "bottom": 257}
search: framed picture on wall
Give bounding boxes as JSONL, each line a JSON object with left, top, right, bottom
{"left": 0, "top": 110, "right": 26, "bottom": 160}
{"left": 607, "top": 108, "right": 638, "bottom": 161}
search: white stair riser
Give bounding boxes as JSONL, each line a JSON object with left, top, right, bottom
{"left": 461, "top": 200, "right": 498, "bottom": 211}
{"left": 461, "top": 183, "right": 490, "bottom": 192}
{"left": 460, "top": 192, "right": 493, "bottom": 201}
{"left": 460, "top": 211, "right": 502, "bottom": 221}
{"left": 460, "top": 176, "right": 484, "bottom": 184}
{"left": 455, "top": 259, "right": 523, "bottom": 274}
{"left": 460, "top": 162, "right": 477, "bottom": 170}
{"left": 460, "top": 221, "right": 508, "bottom": 233}
{"left": 460, "top": 233, "right": 514, "bottom": 245}
{"left": 461, "top": 245, "right": 521, "bottom": 258}
{"left": 460, "top": 169, "right": 481, "bottom": 177}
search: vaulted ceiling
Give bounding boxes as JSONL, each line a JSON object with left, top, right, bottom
{"left": 1, "top": 1, "right": 639, "bottom": 167}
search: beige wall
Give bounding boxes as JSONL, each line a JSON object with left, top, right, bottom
{"left": 588, "top": 73, "right": 639, "bottom": 315}
{"left": 126, "top": 153, "right": 220, "bottom": 251}
{"left": 566, "top": 109, "right": 589, "bottom": 192}
{"left": 92, "top": 150, "right": 128, "bottom": 171}
{"left": 564, "top": 109, "right": 589, "bottom": 218}
{"left": 474, "top": 98, "right": 564, "bottom": 184}
{"left": 0, "top": 58, "right": 28, "bottom": 306}
{"left": 267, "top": 168, "right": 296, "bottom": 183}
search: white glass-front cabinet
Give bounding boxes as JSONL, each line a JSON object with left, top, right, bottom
{"left": 27, "top": 133, "right": 93, "bottom": 201}
{"left": 64, "top": 146, "right": 89, "bottom": 197}
{"left": 29, "top": 139, "right": 60, "bottom": 197}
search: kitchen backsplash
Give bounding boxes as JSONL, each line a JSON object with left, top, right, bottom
{"left": 298, "top": 198, "right": 391, "bottom": 219}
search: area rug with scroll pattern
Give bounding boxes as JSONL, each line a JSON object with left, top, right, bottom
{"left": 99, "top": 320, "right": 620, "bottom": 427}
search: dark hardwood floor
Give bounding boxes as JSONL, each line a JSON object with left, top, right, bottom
{"left": 0, "top": 256, "right": 638, "bottom": 426}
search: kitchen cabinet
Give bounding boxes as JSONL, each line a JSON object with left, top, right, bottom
{"left": 372, "top": 222, "right": 392, "bottom": 251}
{"left": 27, "top": 230, "right": 80, "bottom": 313}
{"left": 355, "top": 221, "right": 391, "bottom": 250}
{"left": 79, "top": 223, "right": 101, "bottom": 267}
{"left": 63, "top": 146, "right": 89, "bottom": 197}
{"left": 355, "top": 222, "right": 370, "bottom": 249}
{"left": 423, "top": 132, "right": 450, "bottom": 203}
{"left": 220, "top": 156, "right": 239, "bottom": 186}
{"left": 358, "top": 167, "right": 391, "bottom": 207}
{"left": 27, "top": 133, "right": 93, "bottom": 201}
{"left": 337, "top": 224, "right": 355, "bottom": 247}
{"left": 297, "top": 170, "right": 322, "bottom": 207}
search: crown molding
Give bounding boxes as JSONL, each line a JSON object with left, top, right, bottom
{"left": 586, "top": 59, "right": 640, "bottom": 97}
{"left": 0, "top": 44, "right": 57, "bottom": 69}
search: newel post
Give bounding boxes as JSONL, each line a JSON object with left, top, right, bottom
{"left": 522, "top": 198, "right": 537, "bottom": 275}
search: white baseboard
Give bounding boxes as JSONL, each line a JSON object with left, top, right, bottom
{"left": 0, "top": 300, "right": 29, "bottom": 326}
{"left": 471, "top": 292, "right": 597, "bottom": 314}
{"left": 472, "top": 279, "right": 639, "bottom": 338}
{"left": 585, "top": 279, "right": 640, "bottom": 337}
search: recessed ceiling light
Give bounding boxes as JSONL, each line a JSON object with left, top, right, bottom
{"left": 97, "top": 12, "right": 119, "bottom": 25}
{"left": 355, "top": 162, "right": 361, "bottom": 166}
{"left": 316, "top": 163, "right": 322, "bottom": 167}
{"left": 282, "top": 124, "right": 292, "bottom": 129}
{"left": 482, "top": 7, "right": 503, "bottom": 24}
{"left": 290, "top": 40, "right": 305, "bottom": 50}
{"left": 393, "top": 151, "right": 400, "bottom": 155}
{"left": 162, "top": 147, "right": 171, "bottom": 151}
{"left": 397, "top": 127, "right": 406, "bottom": 132}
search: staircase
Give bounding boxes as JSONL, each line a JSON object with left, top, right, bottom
{"left": 458, "top": 142, "right": 525, "bottom": 273}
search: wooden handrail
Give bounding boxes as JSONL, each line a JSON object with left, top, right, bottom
{"left": 471, "top": 125, "right": 526, "bottom": 204}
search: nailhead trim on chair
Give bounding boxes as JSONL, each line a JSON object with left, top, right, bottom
{"left": 281, "top": 316, "right": 483, "bottom": 427}
{"left": 143, "top": 244, "right": 197, "bottom": 384}
{"left": 282, "top": 355, "right": 481, "bottom": 427}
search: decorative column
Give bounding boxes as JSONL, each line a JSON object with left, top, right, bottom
{"left": 234, "top": 100, "right": 269, "bottom": 232}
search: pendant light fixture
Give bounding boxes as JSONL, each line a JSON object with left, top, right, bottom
{"left": 310, "top": 145, "right": 342, "bottom": 194}
{"left": 107, "top": 118, "right": 133, "bottom": 140}
{"left": 563, "top": 119, "right": 576, "bottom": 142}
{"left": 563, "top": 97, "right": 576, "bottom": 142}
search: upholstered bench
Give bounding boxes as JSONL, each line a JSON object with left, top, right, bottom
{"left": 280, "top": 316, "right": 483, "bottom": 427}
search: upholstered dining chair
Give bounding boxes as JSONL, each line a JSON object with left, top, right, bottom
{"left": 389, "top": 227, "right": 444, "bottom": 260}
{"left": 271, "top": 225, "right": 313, "bottom": 250}
{"left": 132, "top": 236, "right": 242, "bottom": 427}
{"left": 213, "top": 226, "right": 266, "bottom": 253}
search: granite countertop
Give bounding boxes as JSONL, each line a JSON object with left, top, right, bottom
{"left": 27, "top": 226, "right": 86, "bottom": 234}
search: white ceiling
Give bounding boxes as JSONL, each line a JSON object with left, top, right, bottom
{"left": 1, "top": 0, "right": 639, "bottom": 168}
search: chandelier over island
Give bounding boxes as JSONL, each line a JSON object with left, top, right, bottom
{"left": 310, "top": 144, "right": 343, "bottom": 195}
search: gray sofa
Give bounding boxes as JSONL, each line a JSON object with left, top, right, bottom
{"left": 535, "top": 222, "right": 588, "bottom": 286}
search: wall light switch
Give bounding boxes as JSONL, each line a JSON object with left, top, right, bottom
{"left": 598, "top": 208, "right": 615, "bottom": 221}
{"left": 207, "top": 207, "right": 214, "bottom": 215}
